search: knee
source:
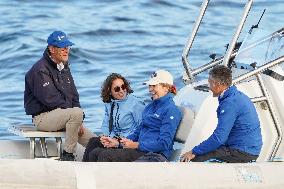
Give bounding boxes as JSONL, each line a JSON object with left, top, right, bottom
{"left": 97, "top": 150, "right": 114, "bottom": 162}
{"left": 70, "top": 107, "right": 84, "bottom": 122}
{"left": 86, "top": 137, "right": 101, "bottom": 151}
{"left": 88, "top": 148, "right": 105, "bottom": 162}
{"left": 88, "top": 137, "right": 98, "bottom": 144}
{"left": 72, "top": 107, "right": 83, "bottom": 116}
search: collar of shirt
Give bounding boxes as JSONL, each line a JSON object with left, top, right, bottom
{"left": 219, "top": 87, "right": 228, "bottom": 99}
{"left": 110, "top": 94, "right": 129, "bottom": 103}
{"left": 57, "top": 62, "right": 65, "bottom": 71}
{"left": 218, "top": 85, "right": 237, "bottom": 102}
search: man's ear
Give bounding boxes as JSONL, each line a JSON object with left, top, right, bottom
{"left": 48, "top": 46, "right": 55, "bottom": 54}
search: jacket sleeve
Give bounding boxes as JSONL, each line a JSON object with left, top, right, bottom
{"left": 33, "top": 70, "right": 67, "bottom": 109}
{"left": 131, "top": 100, "right": 145, "bottom": 130}
{"left": 192, "top": 101, "right": 237, "bottom": 155}
{"left": 127, "top": 123, "right": 142, "bottom": 142}
{"left": 138, "top": 107, "right": 182, "bottom": 152}
{"left": 69, "top": 72, "right": 80, "bottom": 108}
{"left": 72, "top": 89, "right": 80, "bottom": 107}
{"left": 101, "top": 104, "right": 110, "bottom": 135}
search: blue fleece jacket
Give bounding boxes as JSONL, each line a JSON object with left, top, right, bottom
{"left": 127, "top": 93, "right": 182, "bottom": 159}
{"left": 101, "top": 94, "right": 145, "bottom": 137}
{"left": 192, "top": 86, "right": 263, "bottom": 156}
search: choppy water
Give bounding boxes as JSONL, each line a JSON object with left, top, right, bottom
{"left": 0, "top": 0, "right": 283, "bottom": 139}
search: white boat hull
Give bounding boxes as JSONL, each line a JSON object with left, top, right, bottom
{"left": 0, "top": 159, "right": 283, "bottom": 189}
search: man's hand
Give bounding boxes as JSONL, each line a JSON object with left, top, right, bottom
{"left": 180, "top": 151, "right": 196, "bottom": 162}
{"left": 78, "top": 124, "right": 85, "bottom": 137}
{"left": 120, "top": 138, "right": 139, "bottom": 149}
{"left": 100, "top": 136, "right": 119, "bottom": 148}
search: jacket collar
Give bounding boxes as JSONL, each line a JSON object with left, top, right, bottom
{"left": 152, "top": 93, "right": 173, "bottom": 107}
{"left": 218, "top": 85, "right": 236, "bottom": 102}
{"left": 111, "top": 94, "right": 129, "bottom": 103}
{"left": 43, "top": 48, "right": 57, "bottom": 69}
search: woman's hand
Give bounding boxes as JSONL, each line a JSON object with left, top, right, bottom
{"left": 120, "top": 138, "right": 139, "bottom": 149}
{"left": 100, "top": 136, "right": 119, "bottom": 148}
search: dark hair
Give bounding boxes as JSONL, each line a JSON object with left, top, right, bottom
{"left": 101, "top": 73, "right": 133, "bottom": 103}
{"left": 209, "top": 65, "right": 232, "bottom": 86}
{"left": 160, "top": 83, "right": 177, "bottom": 95}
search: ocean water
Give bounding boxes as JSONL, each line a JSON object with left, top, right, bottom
{"left": 0, "top": 0, "right": 283, "bottom": 139}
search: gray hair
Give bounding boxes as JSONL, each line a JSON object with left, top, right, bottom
{"left": 209, "top": 65, "right": 232, "bottom": 86}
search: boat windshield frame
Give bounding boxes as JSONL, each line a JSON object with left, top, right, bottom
{"left": 182, "top": 0, "right": 254, "bottom": 83}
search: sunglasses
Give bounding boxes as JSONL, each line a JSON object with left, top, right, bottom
{"left": 113, "top": 84, "right": 127, "bottom": 92}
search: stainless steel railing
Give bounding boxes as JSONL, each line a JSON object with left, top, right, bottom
{"left": 182, "top": 0, "right": 210, "bottom": 81}
{"left": 233, "top": 55, "right": 284, "bottom": 160}
{"left": 182, "top": 0, "right": 253, "bottom": 82}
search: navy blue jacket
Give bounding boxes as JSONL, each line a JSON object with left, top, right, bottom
{"left": 192, "top": 86, "right": 263, "bottom": 156}
{"left": 24, "top": 49, "right": 80, "bottom": 116}
{"left": 127, "top": 93, "right": 182, "bottom": 159}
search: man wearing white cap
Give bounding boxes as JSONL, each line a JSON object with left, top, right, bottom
{"left": 88, "top": 69, "right": 182, "bottom": 162}
{"left": 24, "top": 31, "right": 95, "bottom": 161}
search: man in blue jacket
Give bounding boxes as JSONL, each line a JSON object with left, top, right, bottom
{"left": 181, "top": 65, "right": 263, "bottom": 163}
{"left": 24, "top": 31, "right": 94, "bottom": 161}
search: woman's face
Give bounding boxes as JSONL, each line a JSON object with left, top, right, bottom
{"left": 149, "top": 84, "right": 169, "bottom": 100}
{"left": 111, "top": 78, "right": 127, "bottom": 100}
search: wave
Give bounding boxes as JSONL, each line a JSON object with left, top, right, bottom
{"left": 73, "top": 29, "right": 151, "bottom": 37}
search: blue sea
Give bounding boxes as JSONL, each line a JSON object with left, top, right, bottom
{"left": 0, "top": 0, "right": 283, "bottom": 139}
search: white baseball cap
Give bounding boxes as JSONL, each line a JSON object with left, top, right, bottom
{"left": 144, "top": 70, "right": 173, "bottom": 85}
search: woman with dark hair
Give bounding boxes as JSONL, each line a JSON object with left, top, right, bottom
{"left": 87, "top": 70, "right": 182, "bottom": 162}
{"left": 82, "top": 73, "right": 145, "bottom": 161}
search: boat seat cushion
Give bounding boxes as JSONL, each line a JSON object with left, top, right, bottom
{"left": 8, "top": 124, "right": 65, "bottom": 138}
{"left": 174, "top": 106, "right": 195, "bottom": 144}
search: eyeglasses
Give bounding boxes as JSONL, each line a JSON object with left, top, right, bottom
{"left": 113, "top": 84, "right": 127, "bottom": 92}
{"left": 54, "top": 46, "right": 71, "bottom": 51}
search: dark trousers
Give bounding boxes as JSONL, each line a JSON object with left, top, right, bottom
{"left": 83, "top": 136, "right": 145, "bottom": 162}
{"left": 89, "top": 148, "right": 146, "bottom": 162}
{"left": 134, "top": 152, "right": 168, "bottom": 162}
{"left": 192, "top": 146, "right": 259, "bottom": 163}
{"left": 82, "top": 136, "right": 104, "bottom": 162}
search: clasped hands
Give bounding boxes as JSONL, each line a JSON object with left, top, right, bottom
{"left": 100, "top": 136, "right": 139, "bottom": 149}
